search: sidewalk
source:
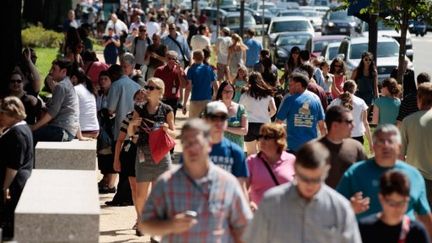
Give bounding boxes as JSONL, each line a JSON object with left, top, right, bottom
{"left": 99, "top": 109, "right": 189, "bottom": 243}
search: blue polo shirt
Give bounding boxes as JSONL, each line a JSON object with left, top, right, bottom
{"left": 187, "top": 63, "right": 216, "bottom": 101}
{"left": 244, "top": 38, "right": 262, "bottom": 68}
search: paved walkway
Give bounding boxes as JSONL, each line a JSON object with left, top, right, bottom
{"left": 99, "top": 110, "right": 189, "bottom": 243}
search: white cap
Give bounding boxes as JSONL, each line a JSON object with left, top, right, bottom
{"left": 205, "top": 101, "right": 228, "bottom": 116}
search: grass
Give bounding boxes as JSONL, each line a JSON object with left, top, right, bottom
{"left": 34, "top": 47, "right": 59, "bottom": 78}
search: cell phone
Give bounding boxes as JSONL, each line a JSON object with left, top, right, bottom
{"left": 184, "top": 210, "right": 198, "bottom": 218}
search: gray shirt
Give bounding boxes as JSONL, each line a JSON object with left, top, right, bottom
{"left": 107, "top": 75, "right": 141, "bottom": 140}
{"left": 243, "top": 183, "right": 362, "bottom": 243}
{"left": 47, "top": 77, "right": 79, "bottom": 136}
{"left": 131, "top": 37, "right": 151, "bottom": 65}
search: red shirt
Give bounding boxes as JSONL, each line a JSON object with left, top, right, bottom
{"left": 86, "top": 61, "right": 109, "bottom": 87}
{"left": 154, "top": 65, "right": 182, "bottom": 99}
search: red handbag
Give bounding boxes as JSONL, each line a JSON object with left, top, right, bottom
{"left": 148, "top": 128, "right": 176, "bottom": 164}
{"left": 141, "top": 119, "right": 176, "bottom": 164}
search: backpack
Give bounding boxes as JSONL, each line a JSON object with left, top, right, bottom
{"left": 133, "top": 36, "right": 151, "bottom": 56}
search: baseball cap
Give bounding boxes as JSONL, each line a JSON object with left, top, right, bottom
{"left": 205, "top": 101, "right": 228, "bottom": 116}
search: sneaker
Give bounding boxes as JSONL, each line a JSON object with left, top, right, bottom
{"left": 99, "top": 186, "right": 116, "bottom": 194}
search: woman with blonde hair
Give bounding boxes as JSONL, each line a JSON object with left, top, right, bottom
{"left": 246, "top": 123, "right": 295, "bottom": 211}
{"left": 0, "top": 96, "right": 34, "bottom": 239}
{"left": 227, "top": 33, "right": 248, "bottom": 78}
{"left": 127, "top": 77, "right": 175, "bottom": 236}
{"left": 329, "top": 80, "right": 373, "bottom": 152}
{"left": 372, "top": 78, "right": 401, "bottom": 125}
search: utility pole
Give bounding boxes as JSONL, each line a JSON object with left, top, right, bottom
{"left": 240, "top": 0, "right": 245, "bottom": 36}
{"left": 262, "top": 0, "right": 265, "bottom": 44}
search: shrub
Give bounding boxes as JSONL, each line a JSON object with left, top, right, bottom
{"left": 22, "top": 24, "right": 63, "bottom": 48}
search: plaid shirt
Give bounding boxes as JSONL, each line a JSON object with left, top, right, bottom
{"left": 143, "top": 163, "right": 253, "bottom": 243}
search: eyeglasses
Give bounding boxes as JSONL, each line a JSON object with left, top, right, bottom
{"left": 207, "top": 114, "right": 228, "bottom": 121}
{"left": 10, "top": 79, "right": 23, "bottom": 84}
{"left": 363, "top": 58, "right": 372, "bottom": 62}
{"left": 383, "top": 197, "right": 409, "bottom": 208}
{"left": 144, "top": 85, "right": 161, "bottom": 91}
{"left": 338, "top": 119, "right": 354, "bottom": 125}
{"left": 258, "top": 134, "right": 277, "bottom": 140}
{"left": 222, "top": 89, "right": 234, "bottom": 94}
{"left": 295, "top": 172, "right": 324, "bottom": 184}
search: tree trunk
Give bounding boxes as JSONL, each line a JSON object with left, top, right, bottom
{"left": 0, "top": 0, "right": 22, "bottom": 93}
{"left": 23, "top": 0, "right": 44, "bottom": 24}
{"left": 396, "top": 11, "right": 409, "bottom": 84}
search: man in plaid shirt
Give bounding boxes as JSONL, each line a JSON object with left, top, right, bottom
{"left": 140, "top": 119, "right": 252, "bottom": 242}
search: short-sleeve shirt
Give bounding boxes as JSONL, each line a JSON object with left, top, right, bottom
{"left": 142, "top": 164, "right": 253, "bottom": 242}
{"left": 318, "top": 137, "right": 367, "bottom": 188}
{"left": 135, "top": 102, "right": 173, "bottom": 145}
{"left": 374, "top": 96, "right": 401, "bottom": 125}
{"left": 106, "top": 75, "right": 141, "bottom": 140}
{"left": 359, "top": 214, "right": 430, "bottom": 243}
{"left": 147, "top": 43, "right": 167, "bottom": 69}
{"left": 336, "top": 159, "right": 431, "bottom": 220}
{"left": 209, "top": 138, "right": 249, "bottom": 178}
{"left": 86, "top": 61, "right": 109, "bottom": 87}
{"left": 239, "top": 94, "right": 274, "bottom": 123}
{"left": 225, "top": 103, "right": 247, "bottom": 148}
{"left": 244, "top": 38, "right": 262, "bottom": 67}
{"left": 154, "top": 65, "right": 182, "bottom": 99}
{"left": 276, "top": 90, "right": 325, "bottom": 152}
{"left": 247, "top": 152, "right": 295, "bottom": 205}
{"left": 187, "top": 63, "right": 216, "bottom": 101}
{"left": 216, "top": 36, "right": 232, "bottom": 65}
{"left": 0, "top": 122, "right": 33, "bottom": 194}
{"left": 329, "top": 95, "right": 368, "bottom": 137}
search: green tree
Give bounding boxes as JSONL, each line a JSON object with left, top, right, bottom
{"left": 341, "top": 0, "right": 432, "bottom": 83}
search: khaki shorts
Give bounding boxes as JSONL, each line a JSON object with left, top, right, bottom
{"left": 189, "top": 100, "right": 210, "bottom": 118}
{"left": 217, "top": 63, "right": 228, "bottom": 81}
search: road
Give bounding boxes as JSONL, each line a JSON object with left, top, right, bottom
{"left": 412, "top": 34, "right": 432, "bottom": 75}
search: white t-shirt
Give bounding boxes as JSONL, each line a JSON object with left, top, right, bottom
{"left": 239, "top": 94, "right": 275, "bottom": 123}
{"left": 190, "top": 34, "right": 211, "bottom": 51}
{"left": 146, "top": 21, "right": 160, "bottom": 38}
{"left": 216, "top": 36, "right": 232, "bottom": 65}
{"left": 328, "top": 95, "right": 368, "bottom": 137}
{"left": 74, "top": 84, "right": 99, "bottom": 132}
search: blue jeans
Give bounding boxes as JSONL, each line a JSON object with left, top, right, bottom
{"left": 33, "top": 125, "right": 74, "bottom": 146}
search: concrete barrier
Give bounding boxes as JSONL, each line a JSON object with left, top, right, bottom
{"left": 35, "top": 139, "right": 97, "bottom": 170}
{"left": 14, "top": 169, "right": 100, "bottom": 243}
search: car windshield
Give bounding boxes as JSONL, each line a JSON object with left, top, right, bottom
{"left": 302, "top": 11, "right": 319, "bottom": 17}
{"left": 350, "top": 41, "right": 399, "bottom": 59}
{"left": 328, "top": 46, "right": 339, "bottom": 60}
{"left": 314, "top": 39, "right": 340, "bottom": 52}
{"left": 226, "top": 15, "right": 255, "bottom": 25}
{"left": 271, "top": 20, "right": 310, "bottom": 33}
{"left": 280, "top": 11, "right": 305, "bottom": 17}
{"left": 277, "top": 35, "right": 310, "bottom": 46}
{"left": 329, "top": 11, "right": 353, "bottom": 21}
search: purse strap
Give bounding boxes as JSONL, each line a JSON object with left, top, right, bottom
{"left": 398, "top": 215, "right": 411, "bottom": 243}
{"left": 258, "top": 152, "right": 280, "bottom": 186}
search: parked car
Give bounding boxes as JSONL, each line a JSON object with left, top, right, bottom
{"left": 338, "top": 36, "right": 413, "bottom": 82}
{"left": 265, "top": 16, "right": 315, "bottom": 48}
{"left": 200, "top": 8, "right": 228, "bottom": 27}
{"left": 361, "top": 20, "right": 414, "bottom": 61}
{"left": 306, "top": 35, "right": 346, "bottom": 57}
{"left": 222, "top": 5, "right": 273, "bottom": 25}
{"left": 270, "top": 32, "right": 314, "bottom": 67}
{"left": 301, "top": 10, "right": 323, "bottom": 31}
{"left": 179, "top": 0, "right": 209, "bottom": 10}
{"left": 209, "top": 0, "right": 238, "bottom": 8}
{"left": 221, "top": 11, "right": 257, "bottom": 34}
{"left": 409, "top": 19, "right": 427, "bottom": 36}
{"left": 321, "top": 9, "right": 361, "bottom": 36}
{"left": 300, "top": 6, "right": 329, "bottom": 18}
{"left": 321, "top": 42, "right": 342, "bottom": 63}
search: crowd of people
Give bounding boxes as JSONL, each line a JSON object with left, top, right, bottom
{"left": 1, "top": 3, "right": 432, "bottom": 242}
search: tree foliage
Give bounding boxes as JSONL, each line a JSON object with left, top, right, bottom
{"left": 341, "top": 0, "right": 432, "bottom": 83}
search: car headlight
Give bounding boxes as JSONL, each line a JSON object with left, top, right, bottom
{"left": 328, "top": 22, "right": 335, "bottom": 27}
{"left": 350, "top": 22, "right": 356, "bottom": 27}
{"left": 277, "top": 50, "right": 288, "bottom": 58}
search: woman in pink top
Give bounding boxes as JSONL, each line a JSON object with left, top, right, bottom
{"left": 246, "top": 123, "right": 295, "bottom": 211}
{"left": 330, "top": 57, "right": 347, "bottom": 99}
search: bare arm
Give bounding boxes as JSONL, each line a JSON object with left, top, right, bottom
{"left": 237, "top": 177, "right": 249, "bottom": 202}
{"left": 417, "top": 214, "right": 432, "bottom": 240}
{"left": 268, "top": 98, "right": 277, "bottom": 118}
{"left": 318, "top": 120, "right": 327, "bottom": 136}
{"left": 371, "top": 105, "right": 379, "bottom": 125}
{"left": 140, "top": 213, "right": 197, "bottom": 236}
{"left": 182, "top": 80, "right": 192, "bottom": 115}
{"left": 350, "top": 69, "right": 357, "bottom": 80}
{"left": 163, "top": 111, "right": 177, "bottom": 138}
{"left": 24, "top": 49, "right": 41, "bottom": 93}
{"left": 212, "top": 81, "right": 219, "bottom": 100}
{"left": 226, "top": 114, "right": 248, "bottom": 136}
{"left": 31, "top": 112, "right": 53, "bottom": 131}
{"left": 362, "top": 110, "right": 373, "bottom": 153}
{"left": 113, "top": 131, "right": 127, "bottom": 172}
{"left": 373, "top": 75, "right": 379, "bottom": 99}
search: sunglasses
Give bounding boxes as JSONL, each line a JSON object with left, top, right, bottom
{"left": 10, "top": 79, "right": 23, "bottom": 84}
{"left": 383, "top": 197, "right": 409, "bottom": 207}
{"left": 144, "top": 85, "right": 160, "bottom": 91}
{"left": 363, "top": 58, "right": 372, "bottom": 62}
{"left": 338, "top": 119, "right": 353, "bottom": 124}
{"left": 295, "top": 172, "right": 324, "bottom": 184}
{"left": 334, "top": 64, "right": 342, "bottom": 67}
{"left": 207, "top": 114, "right": 228, "bottom": 121}
{"left": 139, "top": 29, "right": 147, "bottom": 32}
{"left": 258, "top": 134, "right": 277, "bottom": 140}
